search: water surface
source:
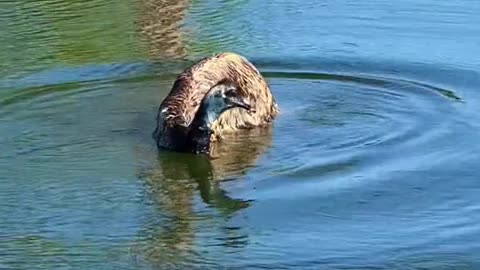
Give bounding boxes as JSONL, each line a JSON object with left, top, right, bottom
{"left": 2, "top": 0, "right": 480, "bottom": 269}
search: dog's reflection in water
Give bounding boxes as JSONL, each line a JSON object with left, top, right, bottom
{"left": 135, "top": 126, "right": 273, "bottom": 267}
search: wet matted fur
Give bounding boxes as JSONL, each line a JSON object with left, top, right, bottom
{"left": 153, "top": 52, "right": 279, "bottom": 152}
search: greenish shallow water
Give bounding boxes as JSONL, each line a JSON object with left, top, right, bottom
{"left": 1, "top": 0, "right": 480, "bottom": 269}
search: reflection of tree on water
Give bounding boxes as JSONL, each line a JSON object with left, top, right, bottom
{"left": 135, "top": 0, "right": 251, "bottom": 60}
{"left": 135, "top": 126, "right": 272, "bottom": 267}
{"left": 135, "top": 0, "right": 189, "bottom": 59}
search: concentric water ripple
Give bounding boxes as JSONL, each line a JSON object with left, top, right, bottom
{"left": 0, "top": 62, "right": 466, "bottom": 184}
{"left": 232, "top": 69, "right": 465, "bottom": 195}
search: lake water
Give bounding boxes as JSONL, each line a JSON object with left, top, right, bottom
{"left": 1, "top": 0, "right": 480, "bottom": 269}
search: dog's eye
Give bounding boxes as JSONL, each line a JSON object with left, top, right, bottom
{"left": 224, "top": 89, "right": 237, "bottom": 98}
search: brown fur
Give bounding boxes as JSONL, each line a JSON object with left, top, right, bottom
{"left": 153, "top": 52, "right": 279, "bottom": 152}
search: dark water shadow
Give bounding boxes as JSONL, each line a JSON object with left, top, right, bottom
{"left": 250, "top": 55, "right": 467, "bottom": 103}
